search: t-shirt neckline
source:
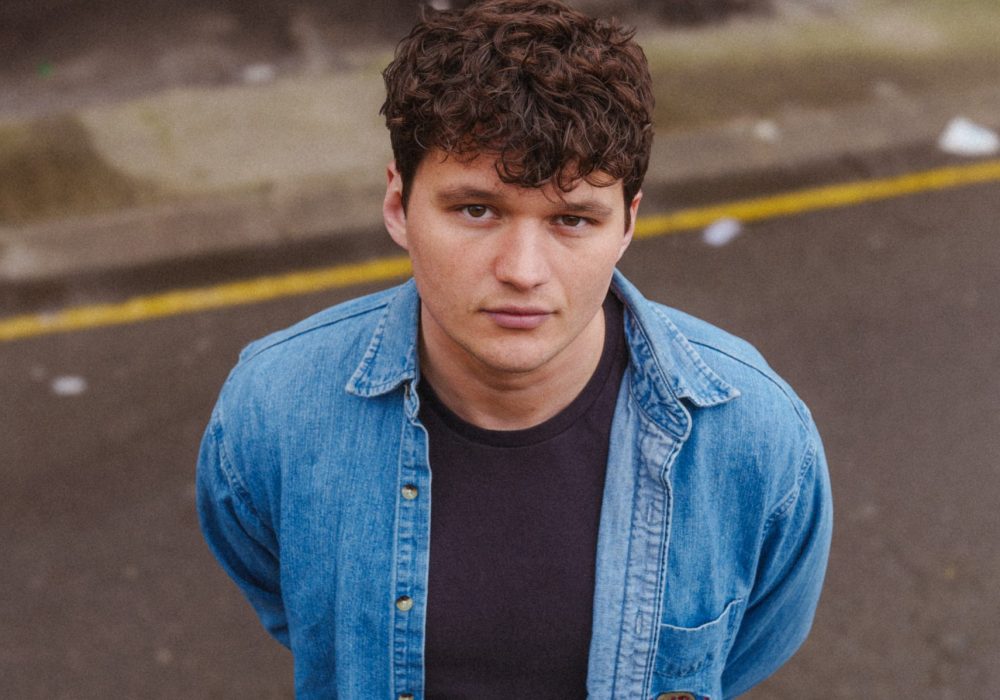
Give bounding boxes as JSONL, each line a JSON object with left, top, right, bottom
{"left": 418, "top": 293, "right": 626, "bottom": 448}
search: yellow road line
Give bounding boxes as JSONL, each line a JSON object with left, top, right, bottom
{"left": 0, "top": 257, "right": 412, "bottom": 342}
{"left": 633, "top": 159, "right": 1000, "bottom": 238}
{"left": 3, "top": 159, "right": 1000, "bottom": 343}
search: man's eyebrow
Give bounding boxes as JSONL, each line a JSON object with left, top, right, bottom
{"left": 558, "top": 200, "right": 614, "bottom": 218}
{"left": 434, "top": 186, "right": 614, "bottom": 217}
{"left": 434, "top": 187, "right": 503, "bottom": 204}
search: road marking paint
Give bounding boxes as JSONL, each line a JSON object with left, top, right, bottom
{"left": 3, "top": 159, "right": 1000, "bottom": 343}
{"left": 633, "top": 159, "right": 1000, "bottom": 238}
{"left": 0, "top": 257, "right": 412, "bottom": 342}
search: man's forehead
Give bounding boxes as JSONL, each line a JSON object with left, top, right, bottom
{"left": 417, "top": 149, "right": 624, "bottom": 201}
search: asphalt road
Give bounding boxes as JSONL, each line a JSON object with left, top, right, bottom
{"left": 2, "top": 156, "right": 999, "bottom": 698}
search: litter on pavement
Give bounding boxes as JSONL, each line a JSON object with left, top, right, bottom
{"left": 50, "top": 376, "right": 88, "bottom": 396}
{"left": 702, "top": 217, "right": 744, "bottom": 247}
{"left": 752, "top": 119, "right": 781, "bottom": 143}
{"left": 937, "top": 117, "right": 1000, "bottom": 157}
{"left": 242, "top": 63, "right": 278, "bottom": 85}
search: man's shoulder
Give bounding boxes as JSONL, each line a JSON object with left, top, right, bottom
{"left": 641, "top": 299, "right": 817, "bottom": 436}
{"left": 238, "top": 284, "right": 400, "bottom": 365}
{"left": 660, "top": 306, "right": 788, "bottom": 392}
{"left": 654, "top": 304, "right": 767, "bottom": 366}
{"left": 214, "top": 284, "right": 405, "bottom": 411}
{"left": 640, "top": 300, "right": 779, "bottom": 386}
{"left": 615, "top": 274, "right": 779, "bottom": 401}
{"left": 639, "top": 301, "right": 824, "bottom": 517}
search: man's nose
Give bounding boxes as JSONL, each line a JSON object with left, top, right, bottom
{"left": 492, "top": 223, "right": 551, "bottom": 290}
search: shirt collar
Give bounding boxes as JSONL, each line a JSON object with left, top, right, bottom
{"left": 612, "top": 270, "right": 740, "bottom": 408}
{"left": 346, "top": 272, "right": 741, "bottom": 408}
{"left": 345, "top": 279, "right": 420, "bottom": 398}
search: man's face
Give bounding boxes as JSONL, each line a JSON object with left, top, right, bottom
{"left": 383, "top": 150, "right": 640, "bottom": 380}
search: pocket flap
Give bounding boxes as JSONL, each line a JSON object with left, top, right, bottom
{"left": 653, "top": 598, "right": 742, "bottom": 679}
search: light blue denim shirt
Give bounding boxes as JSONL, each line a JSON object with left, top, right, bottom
{"left": 197, "top": 270, "right": 832, "bottom": 700}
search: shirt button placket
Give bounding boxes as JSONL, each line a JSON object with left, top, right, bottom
{"left": 397, "top": 391, "right": 425, "bottom": 700}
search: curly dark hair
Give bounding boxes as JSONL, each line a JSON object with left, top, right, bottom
{"left": 380, "top": 0, "right": 654, "bottom": 214}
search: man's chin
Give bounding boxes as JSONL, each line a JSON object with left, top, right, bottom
{"left": 468, "top": 344, "right": 558, "bottom": 378}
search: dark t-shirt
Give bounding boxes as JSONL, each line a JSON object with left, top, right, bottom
{"left": 420, "top": 294, "right": 627, "bottom": 698}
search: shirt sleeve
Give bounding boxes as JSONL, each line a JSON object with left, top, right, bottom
{"left": 722, "top": 436, "right": 833, "bottom": 697}
{"left": 196, "top": 413, "right": 290, "bottom": 648}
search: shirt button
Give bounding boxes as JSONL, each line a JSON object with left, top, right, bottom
{"left": 398, "top": 694, "right": 414, "bottom": 700}
{"left": 401, "top": 484, "right": 418, "bottom": 500}
{"left": 395, "top": 595, "right": 414, "bottom": 612}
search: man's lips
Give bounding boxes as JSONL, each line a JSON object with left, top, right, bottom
{"left": 482, "top": 306, "right": 553, "bottom": 330}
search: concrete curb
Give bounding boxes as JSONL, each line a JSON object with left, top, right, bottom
{"left": 2, "top": 77, "right": 999, "bottom": 284}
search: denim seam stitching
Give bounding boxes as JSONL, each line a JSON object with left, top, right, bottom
{"left": 762, "top": 438, "right": 817, "bottom": 533}
{"left": 654, "top": 597, "right": 745, "bottom": 679}
{"left": 651, "top": 305, "right": 737, "bottom": 403}
{"left": 686, "top": 338, "right": 812, "bottom": 429}
{"left": 240, "top": 297, "right": 391, "bottom": 365}
{"left": 210, "top": 411, "right": 267, "bottom": 527}
{"left": 641, "top": 431, "right": 682, "bottom": 697}
{"left": 624, "top": 312, "right": 690, "bottom": 432}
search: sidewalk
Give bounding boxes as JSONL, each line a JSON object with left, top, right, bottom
{"left": 2, "top": 0, "right": 999, "bottom": 283}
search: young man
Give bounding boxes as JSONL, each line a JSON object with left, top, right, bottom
{"left": 197, "top": 1, "right": 832, "bottom": 698}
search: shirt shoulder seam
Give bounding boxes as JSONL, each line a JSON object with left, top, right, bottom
{"left": 687, "top": 337, "right": 812, "bottom": 428}
{"left": 209, "top": 410, "right": 268, "bottom": 527}
{"left": 239, "top": 295, "right": 392, "bottom": 365}
{"left": 763, "top": 437, "right": 819, "bottom": 532}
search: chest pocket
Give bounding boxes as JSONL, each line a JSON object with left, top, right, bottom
{"left": 651, "top": 598, "right": 743, "bottom": 698}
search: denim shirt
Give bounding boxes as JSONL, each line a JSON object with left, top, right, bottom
{"left": 197, "top": 270, "right": 832, "bottom": 700}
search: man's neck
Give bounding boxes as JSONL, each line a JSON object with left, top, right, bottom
{"left": 418, "top": 308, "right": 607, "bottom": 432}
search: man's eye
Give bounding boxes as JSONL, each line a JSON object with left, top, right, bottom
{"left": 557, "top": 215, "right": 586, "bottom": 228}
{"left": 463, "top": 205, "right": 489, "bottom": 218}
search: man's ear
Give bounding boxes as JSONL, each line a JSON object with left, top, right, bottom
{"left": 383, "top": 161, "right": 408, "bottom": 250}
{"left": 618, "top": 190, "right": 642, "bottom": 261}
